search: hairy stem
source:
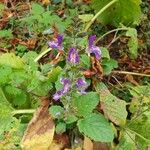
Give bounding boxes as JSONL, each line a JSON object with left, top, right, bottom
{"left": 34, "top": 48, "right": 52, "bottom": 62}
{"left": 12, "top": 109, "right": 35, "bottom": 116}
{"left": 84, "top": 0, "right": 118, "bottom": 32}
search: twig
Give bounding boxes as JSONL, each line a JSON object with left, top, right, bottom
{"left": 112, "top": 71, "right": 150, "bottom": 77}
{"left": 34, "top": 48, "right": 52, "bottom": 62}
{"left": 96, "top": 27, "right": 128, "bottom": 44}
{"left": 84, "top": 0, "right": 118, "bottom": 32}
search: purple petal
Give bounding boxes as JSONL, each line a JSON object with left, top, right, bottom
{"left": 91, "top": 46, "right": 101, "bottom": 60}
{"left": 76, "top": 78, "right": 88, "bottom": 94}
{"left": 67, "top": 48, "right": 80, "bottom": 64}
{"left": 48, "top": 34, "right": 63, "bottom": 49}
{"left": 89, "top": 35, "right": 96, "bottom": 48}
{"left": 60, "top": 78, "right": 71, "bottom": 94}
{"left": 57, "top": 35, "right": 63, "bottom": 46}
{"left": 53, "top": 90, "right": 63, "bottom": 101}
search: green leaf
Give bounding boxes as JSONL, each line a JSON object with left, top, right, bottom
{"left": 73, "top": 92, "right": 99, "bottom": 117}
{"left": 127, "top": 112, "right": 150, "bottom": 149}
{"left": 126, "top": 28, "right": 138, "bottom": 59}
{"left": 48, "top": 66, "right": 62, "bottom": 83}
{"left": 49, "top": 106, "right": 64, "bottom": 119}
{"left": 116, "top": 130, "right": 136, "bottom": 150}
{"left": 0, "top": 29, "right": 12, "bottom": 38}
{"left": 91, "top": 0, "right": 141, "bottom": 27}
{"left": 31, "top": 3, "right": 44, "bottom": 15}
{"left": 80, "top": 54, "right": 91, "bottom": 68}
{"left": 65, "top": 115, "right": 78, "bottom": 124}
{"left": 56, "top": 122, "right": 66, "bottom": 134}
{"left": 101, "top": 47, "right": 110, "bottom": 59}
{"left": 0, "top": 88, "right": 14, "bottom": 136}
{"left": 77, "top": 113, "right": 114, "bottom": 142}
{"left": 102, "top": 58, "right": 118, "bottom": 75}
{"left": 96, "top": 82, "right": 127, "bottom": 126}
{"left": 78, "top": 14, "right": 94, "bottom": 22}
{"left": 0, "top": 53, "right": 24, "bottom": 69}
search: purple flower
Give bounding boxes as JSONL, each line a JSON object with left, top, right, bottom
{"left": 48, "top": 34, "right": 63, "bottom": 49}
{"left": 67, "top": 48, "right": 80, "bottom": 64}
{"left": 53, "top": 90, "right": 63, "bottom": 101}
{"left": 60, "top": 78, "right": 71, "bottom": 94}
{"left": 76, "top": 78, "right": 88, "bottom": 94}
{"left": 53, "top": 78, "right": 71, "bottom": 101}
{"left": 88, "top": 35, "right": 101, "bottom": 60}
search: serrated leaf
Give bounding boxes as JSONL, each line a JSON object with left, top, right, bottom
{"left": 56, "top": 122, "right": 66, "bottom": 134}
{"left": 74, "top": 92, "right": 99, "bottom": 117}
{"left": 78, "top": 113, "right": 114, "bottom": 142}
{"left": 49, "top": 105, "right": 64, "bottom": 119}
{"left": 0, "top": 53, "right": 24, "bottom": 69}
{"left": 96, "top": 82, "right": 127, "bottom": 126}
{"left": 91, "top": 0, "right": 141, "bottom": 27}
{"left": 31, "top": 3, "right": 44, "bottom": 15}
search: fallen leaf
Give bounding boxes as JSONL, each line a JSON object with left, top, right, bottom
{"left": 21, "top": 97, "right": 55, "bottom": 150}
{"left": 83, "top": 136, "right": 93, "bottom": 150}
{"left": 49, "top": 134, "right": 70, "bottom": 150}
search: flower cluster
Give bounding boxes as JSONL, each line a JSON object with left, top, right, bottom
{"left": 48, "top": 34, "right": 101, "bottom": 101}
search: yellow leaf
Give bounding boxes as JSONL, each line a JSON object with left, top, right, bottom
{"left": 83, "top": 136, "right": 93, "bottom": 150}
{"left": 21, "top": 99, "right": 55, "bottom": 150}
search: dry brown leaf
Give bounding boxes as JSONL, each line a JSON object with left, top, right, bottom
{"left": 21, "top": 97, "right": 55, "bottom": 150}
{"left": 83, "top": 136, "right": 93, "bottom": 150}
{"left": 49, "top": 134, "right": 70, "bottom": 150}
{"left": 93, "top": 142, "right": 109, "bottom": 150}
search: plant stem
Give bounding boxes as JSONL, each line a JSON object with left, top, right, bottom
{"left": 112, "top": 70, "right": 150, "bottom": 77}
{"left": 96, "top": 27, "right": 128, "bottom": 43}
{"left": 126, "top": 128, "right": 150, "bottom": 143}
{"left": 34, "top": 48, "right": 52, "bottom": 62}
{"left": 84, "top": 0, "right": 118, "bottom": 32}
{"left": 12, "top": 109, "right": 35, "bottom": 116}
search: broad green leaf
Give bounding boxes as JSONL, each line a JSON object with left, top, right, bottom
{"left": 96, "top": 82, "right": 127, "bottom": 126}
{"left": 48, "top": 66, "right": 62, "bottom": 83}
{"left": 79, "top": 14, "right": 94, "bottom": 22}
{"left": 101, "top": 47, "right": 110, "bottom": 59}
{"left": 116, "top": 130, "right": 136, "bottom": 150}
{"left": 91, "top": 0, "right": 141, "bottom": 27}
{"left": 49, "top": 105, "right": 64, "bottom": 119}
{"left": 0, "top": 53, "right": 24, "bottom": 69}
{"left": 31, "top": 3, "right": 44, "bottom": 15}
{"left": 56, "top": 122, "right": 66, "bottom": 134}
{"left": 126, "top": 28, "right": 138, "bottom": 59}
{"left": 78, "top": 113, "right": 114, "bottom": 142}
{"left": 73, "top": 92, "right": 99, "bottom": 117}
{"left": 0, "top": 88, "right": 14, "bottom": 136}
